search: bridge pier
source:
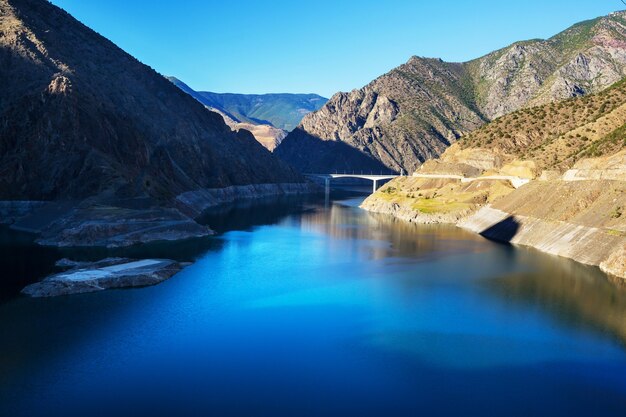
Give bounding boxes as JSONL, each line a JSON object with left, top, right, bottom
{"left": 372, "top": 179, "right": 378, "bottom": 193}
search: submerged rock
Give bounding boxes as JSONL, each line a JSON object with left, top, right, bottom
{"left": 22, "top": 258, "right": 185, "bottom": 297}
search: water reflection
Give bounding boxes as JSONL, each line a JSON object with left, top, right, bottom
{"left": 1, "top": 193, "right": 626, "bottom": 417}
{"left": 297, "top": 199, "right": 491, "bottom": 262}
{"left": 0, "top": 189, "right": 359, "bottom": 301}
{"left": 483, "top": 250, "right": 626, "bottom": 346}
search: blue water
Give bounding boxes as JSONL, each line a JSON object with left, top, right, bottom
{"left": 1, "top": 193, "right": 626, "bottom": 416}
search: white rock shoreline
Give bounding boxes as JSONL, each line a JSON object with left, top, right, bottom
{"left": 21, "top": 258, "right": 186, "bottom": 297}
{"left": 0, "top": 182, "right": 321, "bottom": 249}
{"left": 361, "top": 179, "right": 626, "bottom": 281}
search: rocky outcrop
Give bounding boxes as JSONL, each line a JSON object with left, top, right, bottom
{"left": 21, "top": 258, "right": 185, "bottom": 297}
{"left": 175, "top": 182, "right": 320, "bottom": 218}
{"left": 1, "top": 183, "right": 320, "bottom": 248}
{"left": 34, "top": 207, "right": 214, "bottom": 248}
{"left": 277, "top": 11, "right": 626, "bottom": 174}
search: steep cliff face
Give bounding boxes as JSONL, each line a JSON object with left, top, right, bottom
{"left": 467, "top": 13, "right": 626, "bottom": 118}
{"left": 0, "top": 0, "right": 302, "bottom": 202}
{"left": 277, "top": 58, "right": 485, "bottom": 173}
{"left": 277, "top": 11, "right": 626, "bottom": 174}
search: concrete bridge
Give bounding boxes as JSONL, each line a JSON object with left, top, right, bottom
{"left": 305, "top": 173, "right": 401, "bottom": 193}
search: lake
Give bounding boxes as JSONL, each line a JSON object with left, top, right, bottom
{"left": 1, "top": 191, "right": 626, "bottom": 416}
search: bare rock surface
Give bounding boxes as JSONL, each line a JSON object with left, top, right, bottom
{"left": 601, "top": 245, "right": 626, "bottom": 279}
{"left": 21, "top": 258, "right": 185, "bottom": 297}
{"left": 563, "top": 149, "right": 626, "bottom": 181}
{"left": 35, "top": 206, "right": 214, "bottom": 248}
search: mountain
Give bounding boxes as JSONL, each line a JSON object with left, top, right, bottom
{"left": 276, "top": 11, "right": 626, "bottom": 174}
{"left": 0, "top": 0, "right": 305, "bottom": 200}
{"left": 459, "top": 78, "right": 626, "bottom": 172}
{"left": 361, "top": 74, "right": 626, "bottom": 280}
{"left": 0, "top": 0, "right": 312, "bottom": 246}
{"left": 167, "top": 77, "right": 326, "bottom": 150}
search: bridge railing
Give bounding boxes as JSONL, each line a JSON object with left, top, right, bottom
{"left": 329, "top": 170, "right": 401, "bottom": 176}
{"left": 305, "top": 169, "right": 403, "bottom": 176}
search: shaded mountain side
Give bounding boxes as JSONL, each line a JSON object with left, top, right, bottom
{"left": 275, "top": 128, "right": 390, "bottom": 174}
{"left": 0, "top": 0, "right": 302, "bottom": 203}
{"left": 277, "top": 11, "right": 626, "bottom": 174}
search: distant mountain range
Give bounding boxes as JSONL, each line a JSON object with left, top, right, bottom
{"left": 276, "top": 11, "right": 626, "bottom": 173}
{"left": 167, "top": 77, "right": 327, "bottom": 150}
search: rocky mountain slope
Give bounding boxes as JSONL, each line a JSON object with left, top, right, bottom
{"left": 0, "top": 0, "right": 314, "bottom": 247}
{"left": 168, "top": 77, "right": 326, "bottom": 150}
{"left": 277, "top": 11, "right": 626, "bottom": 174}
{"left": 361, "top": 73, "right": 626, "bottom": 280}
{"left": 459, "top": 78, "right": 626, "bottom": 171}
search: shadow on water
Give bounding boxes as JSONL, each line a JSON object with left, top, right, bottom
{"left": 0, "top": 228, "right": 60, "bottom": 302}
{"left": 197, "top": 195, "right": 322, "bottom": 234}
{"left": 482, "top": 249, "right": 626, "bottom": 347}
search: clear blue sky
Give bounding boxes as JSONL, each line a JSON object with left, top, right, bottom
{"left": 50, "top": 0, "right": 621, "bottom": 97}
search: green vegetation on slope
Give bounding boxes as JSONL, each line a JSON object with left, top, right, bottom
{"left": 460, "top": 77, "right": 626, "bottom": 170}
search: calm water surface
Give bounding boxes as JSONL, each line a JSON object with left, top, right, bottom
{"left": 1, "top": 192, "right": 626, "bottom": 416}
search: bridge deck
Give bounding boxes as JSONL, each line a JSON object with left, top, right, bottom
{"left": 305, "top": 173, "right": 401, "bottom": 193}
{"left": 305, "top": 173, "right": 399, "bottom": 181}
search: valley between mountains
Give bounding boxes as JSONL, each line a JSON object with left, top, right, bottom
{"left": 0, "top": 0, "right": 624, "bottom": 293}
